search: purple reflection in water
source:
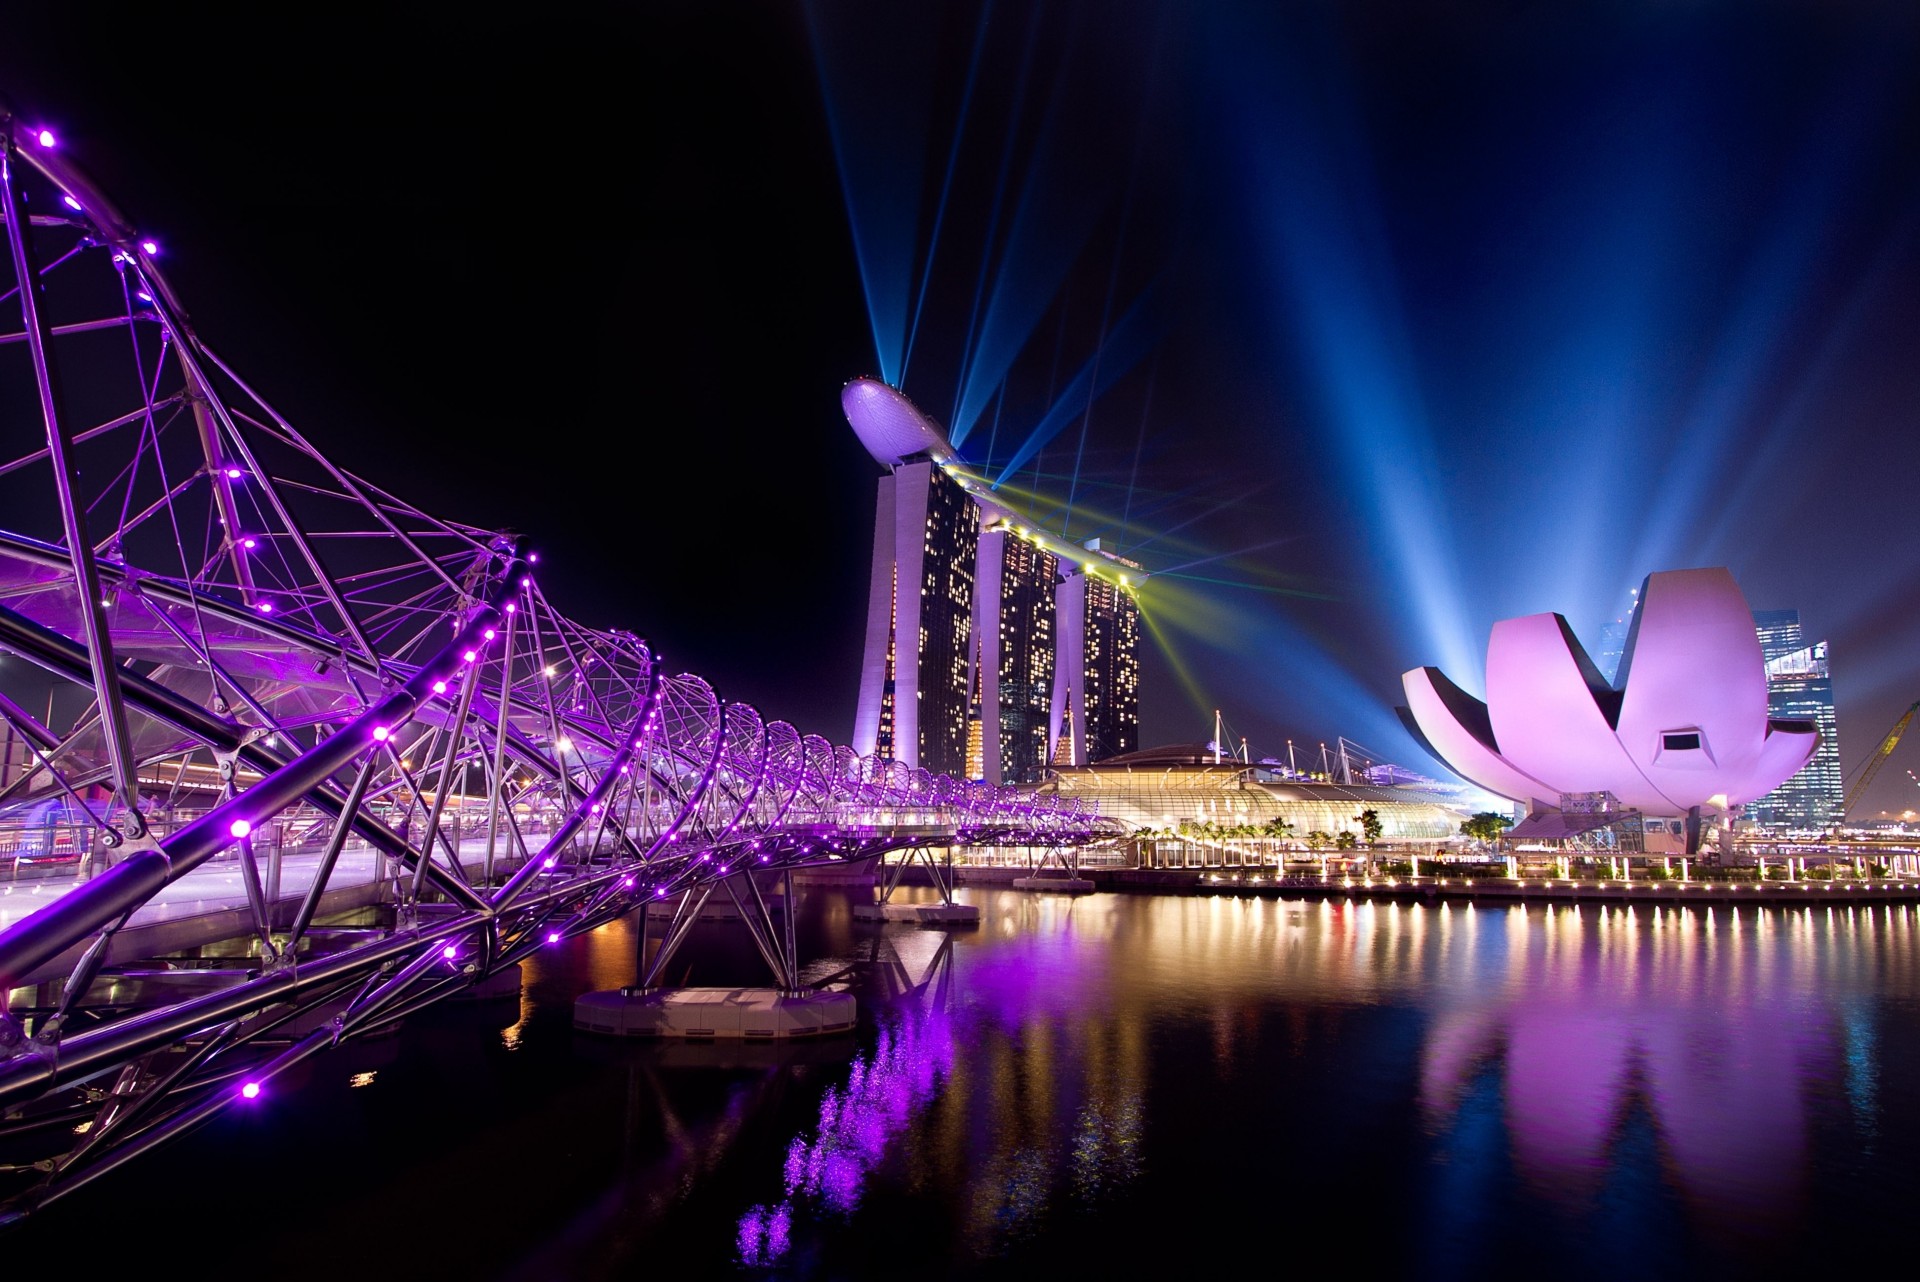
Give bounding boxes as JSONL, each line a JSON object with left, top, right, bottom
{"left": 735, "top": 1202, "right": 791, "bottom": 1269}
{"left": 1419, "top": 904, "right": 1838, "bottom": 1236}
{"left": 737, "top": 1012, "right": 958, "bottom": 1265}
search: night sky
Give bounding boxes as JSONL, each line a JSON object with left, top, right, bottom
{"left": 5, "top": 2, "right": 1919, "bottom": 817}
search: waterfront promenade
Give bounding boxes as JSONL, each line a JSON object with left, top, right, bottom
{"left": 932, "top": 862, "right": 1920, "bottom": 907}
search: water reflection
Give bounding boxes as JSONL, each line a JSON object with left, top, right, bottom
{"left": 739, "top": 896, "right": 1157, "bottom": 1265}
{"left": 733, "top": 892, "right": 1920, "bottom": 1272}
{"left": 1414, "top": 902, "right": 1916, "bottom": 1251}
{"left": 738, "top": 1012, "right": 955, "bottom": 1265}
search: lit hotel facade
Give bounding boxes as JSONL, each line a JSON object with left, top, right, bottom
{"left": 1051, "top": 567, "right": 1141, "bottom": 767}
{"left": 974, "top": 525, "right": 1059, "bottom": 784}
{"left": 844, "top": 379, "right": 1141, "bottom": 780}
{"left": 1747, "top": 609, "right": 1844, "bottom": 832}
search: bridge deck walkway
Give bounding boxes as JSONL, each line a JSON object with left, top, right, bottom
{"left": 0, "top": 840, "right": 535, "bottom": 991}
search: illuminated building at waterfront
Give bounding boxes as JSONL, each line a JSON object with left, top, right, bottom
{"left": 846, "top": 379, "right": 980, "bottom": 775}
{"left": 1051, "top": 565, "right": 1141, "bottom": 767}
{"left": 844, "top": 379, "right": 1141, "bottom": 777}
{"left": 1745, "top": 609, "right": 1844, "bottom": 832}
{"left": 1398, "top": 567, "right": 1819, "bottom": 852}
{"left": 1034, "top": 743, "right": 1464, "bottom": 847}
{"left": 974, "top": 522, "right": 1059, "bottom": 784}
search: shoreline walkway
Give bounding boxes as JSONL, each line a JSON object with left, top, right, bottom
{"left": 942, "top": 863, "right": 1920, "bottom": 907}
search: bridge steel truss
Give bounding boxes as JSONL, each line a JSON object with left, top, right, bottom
{"left": 0, "top": 116, "right": 1116, "bottom": 1220}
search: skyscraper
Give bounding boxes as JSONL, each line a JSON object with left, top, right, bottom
{"left": 852, "top": 456, "right": 979, "bottom": 775}
{"left": 847, "top": 383, "right": 980, "bottom": 776}
{"left": 1051, "top": 567, "right": 1141, "bottom": 767}
{"left": 845, "top": 378, "right": 1143, "bottom": 779}
{"left": 1746, "top": 608, "right": 1843, "bottom": 831}
{"left": 974, "top": 522, "right": 1059, "bottom": 784}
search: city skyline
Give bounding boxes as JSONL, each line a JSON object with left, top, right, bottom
{"left": 3, "top": 4, "right": 1917, "bottom": 817}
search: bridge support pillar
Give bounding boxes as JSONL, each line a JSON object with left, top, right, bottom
{"left": 855, "top": 843, "right": 980, "bottom": 924}
{"left": 1011, "top": 843, "right": 1094, "bottom": 893}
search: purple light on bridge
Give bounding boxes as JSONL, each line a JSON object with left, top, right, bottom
{"left": 257, "top": 602, "right": 273, "bottom": 614}
{"left": 547, "top": 932, "right": 561, "bottom": 944}
{"left": 229, "top": 819, "right": 251, "bottom": 839}
{"left": 240, "top": 537, "right": 256, "bottom": 550}
{"left": 140, "top": 240, "right": 158, "bottom": 255}
{"left": 462, "top": 650, "right": 476, "bottom": 663}
{"left": 441, "top": 945, "right": 457, "bottom": 960}
{"left": 240, "top": 1081, "right": 260, "bottom": 1100}
{"left": 61, "top": 194, "right": 82, "bottom": 211}
{"left": 224, "top": 467, "right": 243, "bottom": 479}
{"left": 543, "top": 857, "right": 556, "bottom": 868}
{"left": 35, "top": 129, "right": 55, "bottom": 147}
{"left": 372, "top": 726, "right": 390, "bottom": 741}
{"left": 432, "top": 681, "right": 447, "bottom": 695}
{"left": 504, "top": 602, "right": 516, "bottom": 614}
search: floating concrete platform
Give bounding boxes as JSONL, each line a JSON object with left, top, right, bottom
{"left": 573, "top": 986, "right": 856, "bottom": 1039}
{"left": 850, "top": 901, "right": 981, "bottom": 925}
{"left": 1012, "top": 876, "right": 1096, "bottom": 893}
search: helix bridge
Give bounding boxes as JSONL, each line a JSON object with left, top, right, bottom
{"left": 0, "top": 113, "right": 1115, "bottom": 1218}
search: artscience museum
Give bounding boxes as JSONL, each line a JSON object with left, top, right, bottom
{"left": 1398, "top": 568, "right": 1820, "bottom": 854}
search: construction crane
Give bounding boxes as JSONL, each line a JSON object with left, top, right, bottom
{"left": 1840, "top": 699, "right": 1920, "bottom": 822}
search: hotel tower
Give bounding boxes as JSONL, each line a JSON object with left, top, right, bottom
{"left": 843, "top": 379, "right": 1141, "bottom": 780}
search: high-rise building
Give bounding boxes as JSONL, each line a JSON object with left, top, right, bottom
{"left": 851, "top": 456, "right": 979, "bottom": 776}
{"left": 1051, "top": 568, "right": 1141, "bottom": 767}
{"left": 845, "top": 378, "right": 1143, "bottom": 779}
{"left": 847, "top": 381, "right": 981, "bottom": 776}
{"left": 974, "top": 524, "right": 1059, "bottom": 784}
{"left": 1746, "top": 608, "right": 1843, "bottom": 832}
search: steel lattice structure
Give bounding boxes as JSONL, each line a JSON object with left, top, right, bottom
{"left": 0, "top": 114, "right": 1114, "bottom": 1219}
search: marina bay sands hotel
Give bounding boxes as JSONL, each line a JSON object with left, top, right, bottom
{"left": 843, "top": 378, "right": 1141, "bottom": 785}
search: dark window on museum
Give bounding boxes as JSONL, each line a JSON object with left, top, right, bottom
{"left": 1662, "top": 732, "right": 1701, "bottom": 751}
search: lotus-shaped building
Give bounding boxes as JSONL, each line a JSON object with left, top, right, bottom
{"left": 1398, "top": 568, "right": 1819, "bottom": 831}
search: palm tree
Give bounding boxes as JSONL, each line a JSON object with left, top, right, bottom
{"left": 1260, "top": 816, "right": 1294, "bottom": 870}
{"left": 1356, "top": 808, "right": 1383, "bottom": 846}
